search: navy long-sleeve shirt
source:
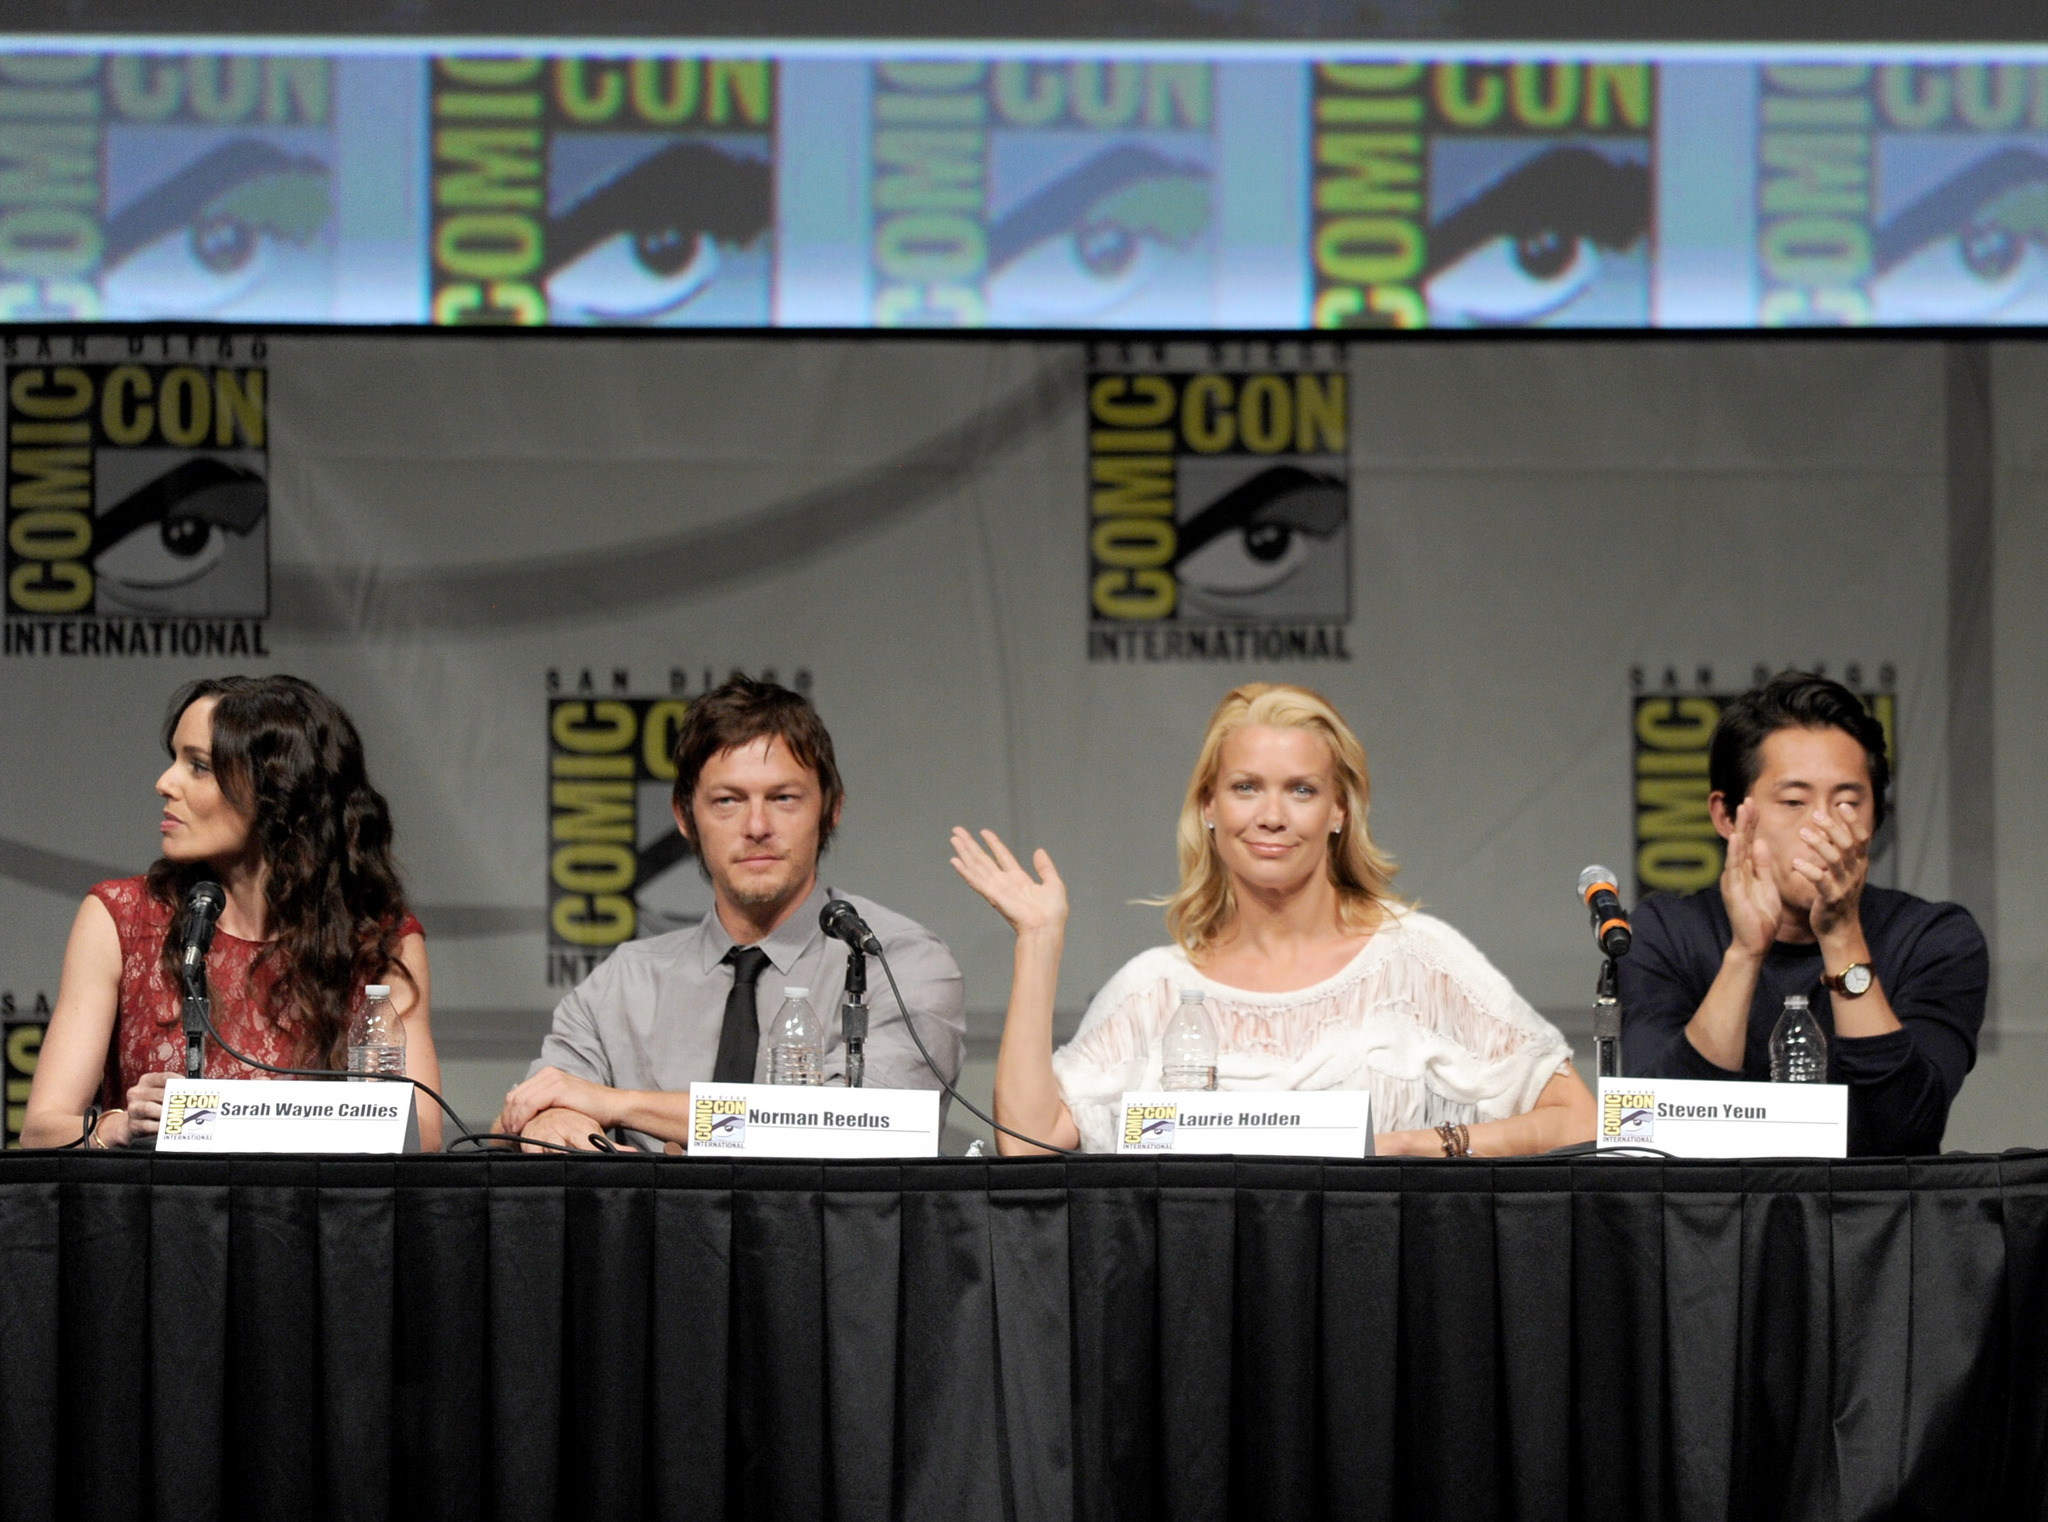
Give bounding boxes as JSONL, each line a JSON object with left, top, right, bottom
{"left": 1617, "top": 885, "right": 1986, "bottom": 1156}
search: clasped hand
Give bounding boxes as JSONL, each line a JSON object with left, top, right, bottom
{"left": 1721, "top": 797, "right": 1869, "bottom": 953}
{"left": 495, "top": 1066, "right": 614, "bottom": 1150}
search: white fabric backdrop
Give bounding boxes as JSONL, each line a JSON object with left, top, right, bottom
{"left": 0, "top": 335, "right": 2003, "bottom": 1067}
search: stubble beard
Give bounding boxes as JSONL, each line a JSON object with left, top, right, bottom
{"left": 721, "top": 857, "right": 807, "bottom": 912}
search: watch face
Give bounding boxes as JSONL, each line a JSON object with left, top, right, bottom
{"left": 1843, "top": 964, "right": 1873, "bottom": 996}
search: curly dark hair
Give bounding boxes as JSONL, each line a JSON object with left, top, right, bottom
{"left": 145, "top": 675, "right": 414, "bottom": 1069}
{"left": 1708, "top": 670, "right": 1892, "bottom": 831}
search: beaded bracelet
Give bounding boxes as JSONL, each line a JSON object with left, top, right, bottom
{"left": 1435, "top": 1121, "right": 1471, "bottom": 1158}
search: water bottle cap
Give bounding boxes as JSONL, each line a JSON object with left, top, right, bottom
{"left": 1178, "top": 987, "right": 1207, "bottom": 1002}
{"left": 365, "top": 984, "right": 390, "bottom": 999}
{"left": 782, "top": 986, "right": 809, "bottom": 999}
{"left": 1784, "top": 994, "right": 1809, "bottom": 1008}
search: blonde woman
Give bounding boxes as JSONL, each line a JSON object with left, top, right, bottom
{"left": 950, "top": 683, "right": 1594, "bottom": 1157}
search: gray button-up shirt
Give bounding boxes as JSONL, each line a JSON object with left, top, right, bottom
{"left": 530, "top": 881, "right": 966, "bottom": 1151}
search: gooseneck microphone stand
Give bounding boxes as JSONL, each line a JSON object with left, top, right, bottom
{"left": 181, "top": 974, "right": 209, "bottom": 1080}
{"left": 1593, "top": 955, "right": 1622, "bottom": 1080}
{"left": 841, "top": 947, "right": 869, "bottom": 1089}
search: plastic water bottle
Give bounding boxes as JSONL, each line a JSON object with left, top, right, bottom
{"left": 766, "top": 986, "right": 824, "bottom": 1086}
{"left": 1769, "top": 994, "right": 1828, "bottom": 1083}
{"left": 346, "top": 984, "right": 406, "bottom": 1079}
{"left": 1161, "top": 988, "right": 1219, "bottom": 1091}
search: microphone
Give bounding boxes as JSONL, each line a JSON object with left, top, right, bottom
{"left": 819, "top": 897, "right": 880, "bottom": 1089}
{"left": 1577, "top": 865, "right": 1632, "bottom": 959}
{"left": 179, "top": 881, "right": 226, "bottom": 1082}
{"left": 179, "top": 881, "right": 226, "bottom": 995}
{"left": 819, "top": 897, "right": 882, "bottom": 956}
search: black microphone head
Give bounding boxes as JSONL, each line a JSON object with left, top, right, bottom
{"left": 186, "top": 880, "right": 226, "bottom": 925}
{"left": 820, "top": 897, "right": 859, "bottom": 938}
{"left": 820, "top": 897, "right": 880, "bottom": 953}
{"left": 179, "top": 881, "right": 226, "bottom": 996}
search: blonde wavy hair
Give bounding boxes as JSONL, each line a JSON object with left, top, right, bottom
{"left": 1160, "top": 683, "right": 1401, "bottom": 953}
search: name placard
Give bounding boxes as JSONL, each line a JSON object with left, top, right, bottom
{"left": 686, "top": 1083, "right": 941, "bottom": 1158}
{"left": 1115, "top": 1090, "right": 1373, "bottom": 1158}
{"left": 156, "top": 1078, "right": 419, "bottom": 1154}
{"left": 1598, "top": 1077, "right": 1848, "bottom": 1158}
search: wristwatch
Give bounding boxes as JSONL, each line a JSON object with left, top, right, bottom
{"left": 1823, "top": 963, "right": 1874, "bottom": 998}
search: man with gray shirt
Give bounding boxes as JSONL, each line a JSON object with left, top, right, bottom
{"left": 498, "top": 676, "right": 965, "bottom": 1153}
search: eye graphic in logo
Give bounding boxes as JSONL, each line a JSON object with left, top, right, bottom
{"left": 103, "top": 139, "right": 331, "bottom": 317}
{"left": 710, "top": 1113, "right": 744, "bottom": 1136}
{"left": 988, "top": 143, "right": 1210, "bottom": 321}
{"left": 174, "top": 1105, "right": 220, "bottom": 1139}
{"left": 545, "top": 140, "right": 772, "bottom": 323}
{"left": 1871, "top": 147, "right": 2048, "bottom": 324}
{"left": 1424, "top": 144, "right": 1651, "bottom": 326}
{"left": 1602, "top": 1092, "right": 1655, "bottom": 1143}
{"left": 94, "top": 457, "right": 267, "bottom": 614}
{"left": 1175, "top": 463, "right": 1348, "bottom": 621}
{"left": 1128, "top": 1108, "right": 1178, "bottom": 1149}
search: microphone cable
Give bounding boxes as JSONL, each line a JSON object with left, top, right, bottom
{"left": 181, "top": 1000, "right": 602, "bottom": 1157}
{"left": 868, "top": 941, "right": 1079, "bottom": 1158}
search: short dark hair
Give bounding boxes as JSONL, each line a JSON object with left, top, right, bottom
{"left": 1707, "top": 671, "right": 1890, "bottom": 829}
{"left": 670, "top": 676, "right": 843, "bottom": 852}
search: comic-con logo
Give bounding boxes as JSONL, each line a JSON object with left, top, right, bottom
{"left": 870, "top": 61, "right": 1214, "bottom": 327}
{"left": 162, "top": 1089, "right": 222, "bottom": 1140}
{"left": 1601, "top": 1090, "right": 1655, "bottom": 1143}
{"left": 1123, "top": 1102, "right": 1178, "bottom": 1149}
{"left": 0, "top": 53, "right": 334, "bottom": 323}
{"left": 1086, "top": 365, "right": 1350, "bottom": 662}
{"left": 430, "top": 57, "right": 774, "bottom": 327}
{"left": 546, "top": 691, "right": 696, "bottom": 983}
{"left": 1311, "top": 61, "right": 1652, "bottom": 330}
{"left": 4, "top": 343, "right": 270, "bottom": 656}
{"left": 1757, "top": 63, "right": 2048, "bottom": 326}
{"left": 693, "top": 1094, "right": 748, "bottom": 1149}
{"left": 1630, "top": 667, "right": 1895, "bottom": 900}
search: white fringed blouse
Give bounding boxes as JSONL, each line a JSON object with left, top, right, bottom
{"left": 1050, "top": 909, "right": 1575, "bottom": 1153}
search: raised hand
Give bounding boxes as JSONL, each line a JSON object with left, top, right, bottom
{"left": 1792, "top": 799, "right": 1870, "bottom": 940}
{"left": 1720, "top": 798, "right": 1783, "bottom": 958}
{"left": 949, "top": 827, "right": 1068, "bottom": 937}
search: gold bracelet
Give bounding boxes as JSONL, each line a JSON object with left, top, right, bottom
{"left": 90, "top": 1110, "right": 124, "bottom": 1150}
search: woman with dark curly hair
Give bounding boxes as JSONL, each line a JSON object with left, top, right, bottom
{"left": 23, "top": 675, "right": 442, "bottom": 1150}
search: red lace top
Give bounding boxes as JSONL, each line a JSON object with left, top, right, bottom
{"left": 90, "top": 876, "right": 424, "bottom": 1107}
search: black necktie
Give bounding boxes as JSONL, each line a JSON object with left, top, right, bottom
{"left": 713, "top": 945, "right": 772, "bottom": 1084}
